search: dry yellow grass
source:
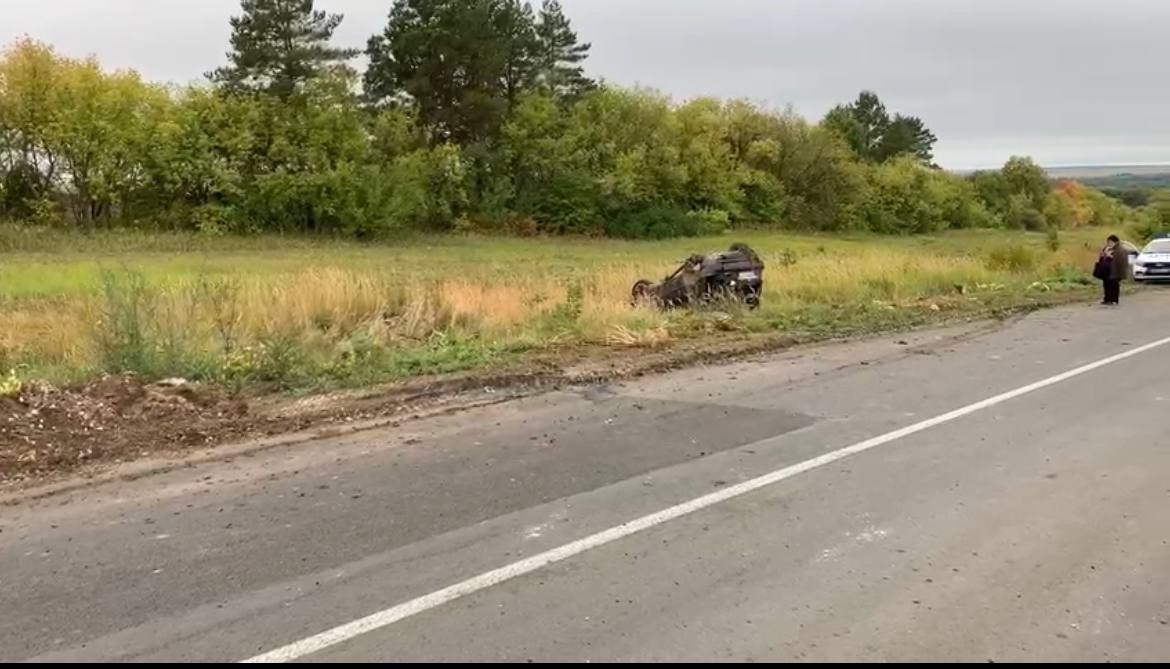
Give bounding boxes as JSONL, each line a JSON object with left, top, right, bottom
{"left": 0, "top": 230, "right": 1102, "bottom": 386}
{"left": 2, "top": 306, "right": 90, "bottom": 369}
{"left": 605, "top": 322, "right": 673, "bottom": 348}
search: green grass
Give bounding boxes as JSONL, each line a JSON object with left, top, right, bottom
{"left": 0, "top": 226, "right": 1105, "bottom": 392}
{"left": 0, "top": 226, "right": 1094, "bottom": 296}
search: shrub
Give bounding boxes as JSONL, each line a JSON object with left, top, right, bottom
{"left": 986, "top": 244, "right": 1037, "bottom": 272}
{"left": 603, "top": 205, "right": 716, "bottom": 240}
{"left": 93, "top": 269, "right": 157, "bottom": 375}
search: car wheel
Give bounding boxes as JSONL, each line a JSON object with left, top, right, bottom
{"left": 631, "top": 279, "right": 656, "bottom": 306}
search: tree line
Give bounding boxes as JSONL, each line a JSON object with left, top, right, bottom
{"left": 0, "top": 0, "right": 1143, "bottom": 238}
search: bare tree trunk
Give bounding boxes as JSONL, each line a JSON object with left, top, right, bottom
{"left": 75, "top": 185, "right": 95, "bottom": 232}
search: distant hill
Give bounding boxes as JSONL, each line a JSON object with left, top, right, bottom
{"left": 950, "top": 163, "right": 1170, "bottom": 206}
{"left": 1044, "top": 164, "right": 1170, "bottom": 180}
{"left": 1040, "top": 165, "right": 1170, "bottom": 207}
{"left": 951, "top": 164, "right": 1170, "bottom": 180}
{"left": 1077, "top": 173, "right": 1170, "bottom": 191}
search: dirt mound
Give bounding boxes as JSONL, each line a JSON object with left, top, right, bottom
{"left": 0, "top": 367, "right": 535, "bottom": 486}
{"left": 0, "top": 376, "right": 250, "bottom": 483}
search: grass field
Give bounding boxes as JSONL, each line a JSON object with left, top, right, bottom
{"left": 0, "top": 226, "right": 1105, "bottom": 393}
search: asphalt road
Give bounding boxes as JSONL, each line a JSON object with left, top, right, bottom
{"left": 4, "top": 295, "right": 1170, "bottom": 662}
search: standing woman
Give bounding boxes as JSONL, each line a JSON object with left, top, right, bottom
{"left": 1095, "top": 235, "right": 1129, "bottom": 305}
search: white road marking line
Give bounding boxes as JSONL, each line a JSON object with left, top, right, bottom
{"left": 242, "top": 334, "right": 1170, "bottom": 663}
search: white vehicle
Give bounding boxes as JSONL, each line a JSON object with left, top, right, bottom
{"left": 1132, "top": 238, "right": 1170, "bottom": 283}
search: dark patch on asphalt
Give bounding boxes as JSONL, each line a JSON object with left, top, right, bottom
{"left": 0, "top": 392, "right": 814, "bottom": 660}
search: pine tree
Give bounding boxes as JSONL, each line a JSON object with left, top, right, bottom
{"left": 210, "top": 0, "right": 357, "bottom": 97}
{"left": 534, "top": 0, "right": 594, "bottom": 99}
{"left": 365, "top": 0, "right": 544, "bottom": 144}
{"left": 823, "top": 91, "right": 937, "bottom": 166}
{"left": 496, "top": 0, "right": 540, "bottom": 108}
{"left": 878, "top": 115, "right": 937, "bottom": 165}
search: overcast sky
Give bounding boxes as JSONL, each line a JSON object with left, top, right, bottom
{"left": 4, "top": 0, "right": 1169, "bottom": 169}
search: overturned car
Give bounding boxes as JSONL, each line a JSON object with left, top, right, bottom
{"left": 631, "top": 243, "right": 765, "bottom": 310}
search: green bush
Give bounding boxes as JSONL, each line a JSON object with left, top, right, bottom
{"left": 520, "top": 169, "right": 602, "bottom": 235}
{"left": 685, "top": 208, "right": 731, "bottom": 234}
{"left": 1130, "top": 215, "right": 1163, "bottom": 243}
{"left": 956, "top": 199, "right": 1003, "bottom": 229}
{"left": 540, "top": 284, "right": 585, "bottom": 335}
{"left": 986, "top": 244, "right": 1038, "bottom": 272}
{"left": 855, "top": 157, "right": 976, "bottom": 234}
{"left": 603, "top": 204, "right": 723, "bottom": 239}
{"left": 738, "top": 170, "right": 786, "bottom": 224}
{"left": 1004, "top": 194, "right": 1048, "bottom": 231}
{"left": 94, "top": 269, "right": 157, "bottom": 375}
